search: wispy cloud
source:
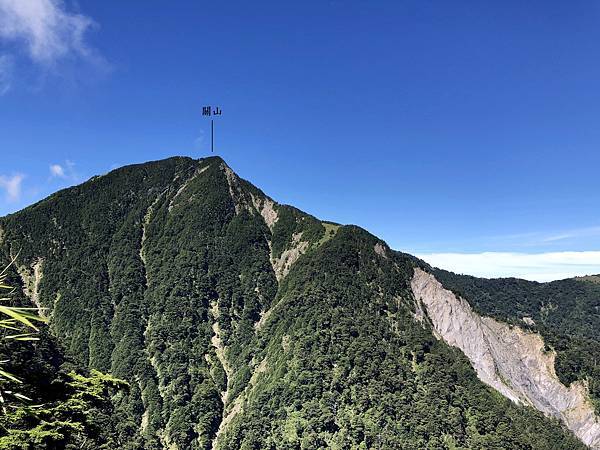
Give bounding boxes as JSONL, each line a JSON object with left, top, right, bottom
{"left": 0, "top": 54, "right": 12, "bottom": 94}
{"left": 480, "top": 228, "right": 600, "bottom": 249}
{"left": 0, "top": 0, "right": 104, "bottom": 94}
{"left": 410, "top": 225, "right": 600, "bottom": 254}
{"left": 49, "top": 163, "right": 65, "bottom": 178}
{"left": 0, "top": 173, "right": 24, "bottom": 202}
{"left": 49, "top": 159, "right": 79, "bottom": 182}
{"left": 194, "top": 130, "right": 206, "bottom": 149}
{"left": 416, "top": 251, "right": 600, "bottom": 282}
{"left": 0, "top": 0, "right": 95, "bottom": 63}
{"left": 541, "top": 226, "right": 600, "bottom": 243}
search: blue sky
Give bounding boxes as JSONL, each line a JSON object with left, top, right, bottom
{"left": 1, "top": 0, "right": 599, "bottom": 280}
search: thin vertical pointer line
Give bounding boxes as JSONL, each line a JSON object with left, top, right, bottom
{"left": 211, "top": 119, "right": 214, "bottom": 153}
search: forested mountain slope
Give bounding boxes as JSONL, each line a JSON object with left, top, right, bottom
{"left": 0, "top": 156, "right": 598, "bottom": 449}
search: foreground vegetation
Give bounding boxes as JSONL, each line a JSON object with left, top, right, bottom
{"left": 0, "top": 264, "right": 125, "bottom": 449}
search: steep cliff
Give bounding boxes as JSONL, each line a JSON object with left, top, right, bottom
{"left": 411, "top": 268, "right": 600, "bottom": 448}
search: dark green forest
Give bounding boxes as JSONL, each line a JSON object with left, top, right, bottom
{"left": 0, "top": 156, "right": 595, "bottom": 449}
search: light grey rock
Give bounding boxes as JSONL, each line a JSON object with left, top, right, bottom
{"left": 411, "top": 268, "right": 600, "bottom": 449}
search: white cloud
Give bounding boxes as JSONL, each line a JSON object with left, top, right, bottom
{"left": 0, "top": 173, "right": 24, "bottom": 202}
{"left": 49, "top": 159, "right": 79, "bottom": 182}
{"left": 0, "top": 0, "right": 103, "bottom": 93}
{"left": 49, "top": 163, "right": 65, "bottom": 178}
{"left": 0, "top": 0, "right": 96, "bottom": 64}
{"left": 415, "top": 251, "right": 600, "bottom": 282}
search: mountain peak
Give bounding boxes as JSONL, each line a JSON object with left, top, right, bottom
{"left": 1, "top": 157, "right": 599, "bottom": 450}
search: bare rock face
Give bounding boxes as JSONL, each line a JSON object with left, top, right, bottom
{"left": 251, "top": 195, "right": 278, "bottom": 231}
{"left": 411, "top": 268, "right": 600, "bottom": 449}
{"left": 16, "top": 258, "right": 45, "bottom": 315}
{"left": 271, "top": 232, "right": 309, "bottom": 281}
